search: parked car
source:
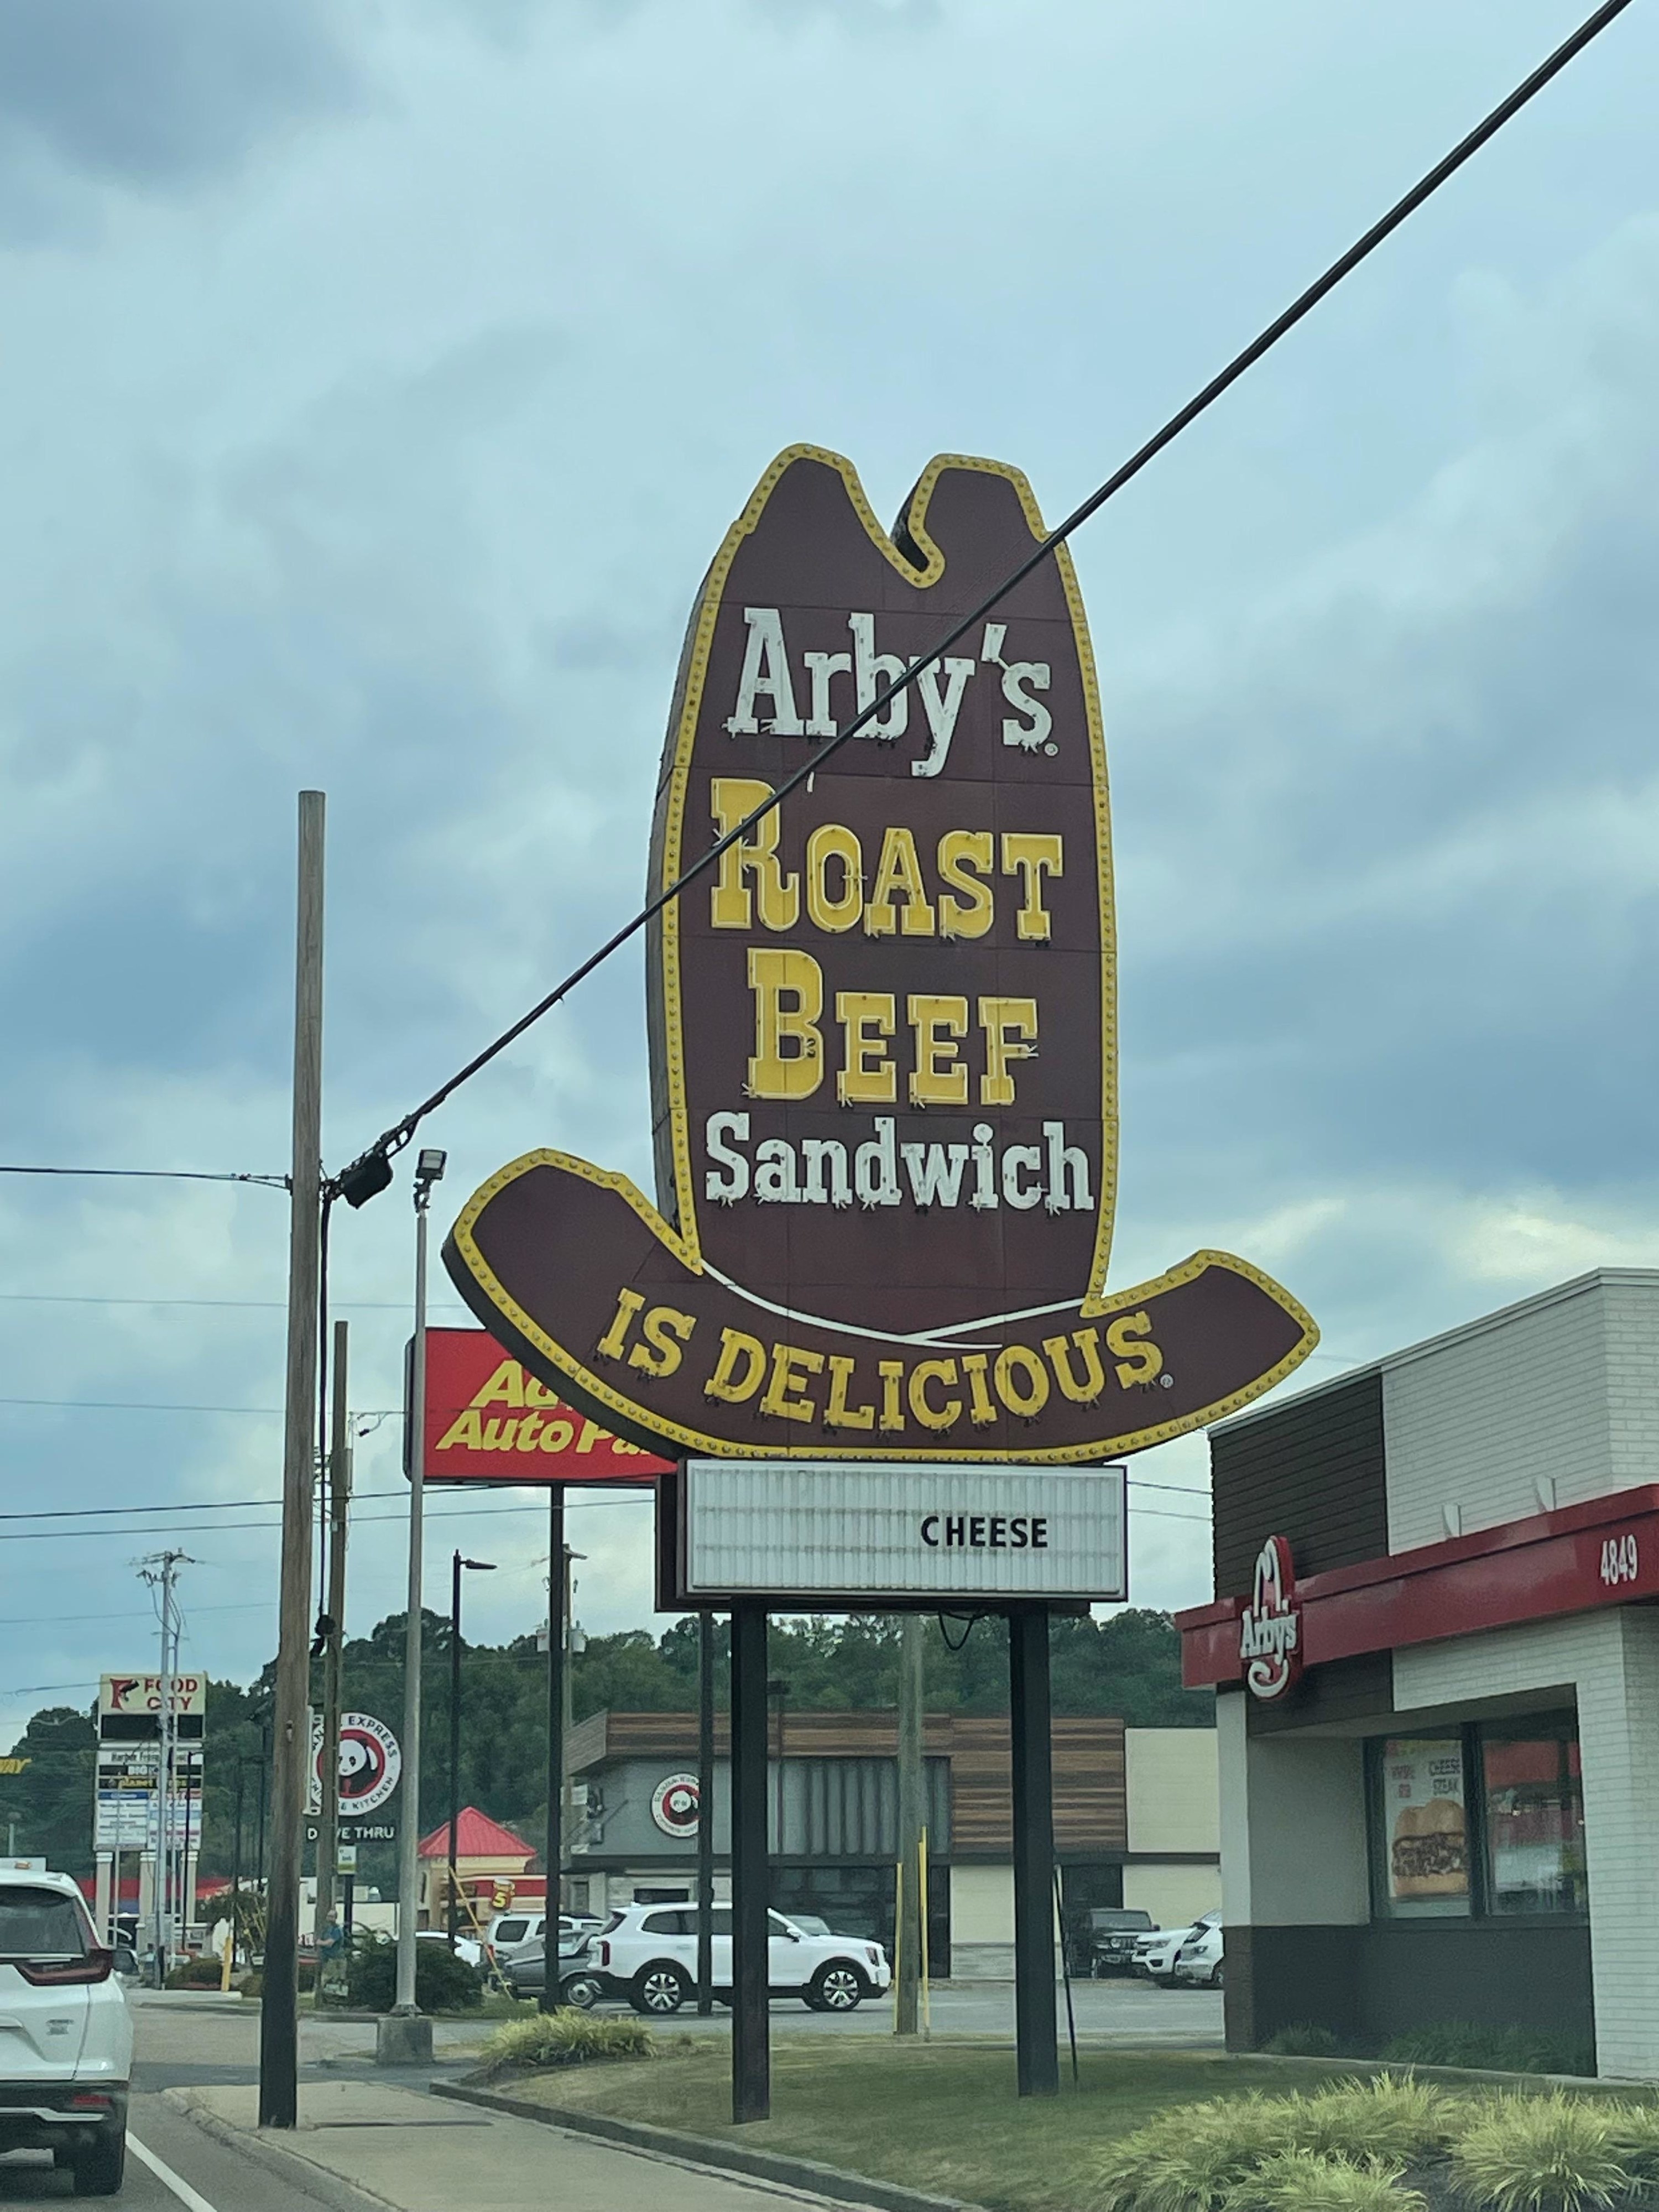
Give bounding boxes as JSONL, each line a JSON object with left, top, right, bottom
{"left": 502, "top": 1928, "right": 608, "bottom": 2010}
{"left": 415, "top": 1929, "right": 484, "bottom": 1969}
{"left": 0, "top": 1869, "right": 133, "bottom": 2195}
{"left": 1172, "top": 1917, "right": 1224, "bottom": 1989}
{"left": 1134, "top": 1910, "right": 1219, "bottom": 1987}
{"left": 590, "top": 1903, "right": 891, "bottom": 2015}
{"left": 1082, "top": 1907, "right": 1155, "bottom": 1978}
{"left": 484, "top": 1911, "right": 601, "bottom": 1968}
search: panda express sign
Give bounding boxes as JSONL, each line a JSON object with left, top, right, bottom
{"left": 445, "top": 447, "right": 1317, "bottom": 1462}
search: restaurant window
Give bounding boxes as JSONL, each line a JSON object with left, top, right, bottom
{"left": 1366, "top": 1712, "right": 1584, "bottom": 1921}
{"left": 1480, "top": 1716, "right": 1585, "bottom": 1916}
{"left": 1371, "top": 1735, "right": 1471, "bottom": 1918}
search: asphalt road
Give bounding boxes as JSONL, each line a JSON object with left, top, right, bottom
{"left": 0, "top": 1979, "right": 1223, "bottom": 2206}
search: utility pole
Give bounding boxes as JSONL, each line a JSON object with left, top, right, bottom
{"left": 383, "top": 1146, "right": 445, "bottom": 2060}
{"left": 138, "top": 1550, "right": 189, "bottom": 1987}
{"left": 258, "top": 789, "right": 325, "bottom": 2130}
{"left": 313, "top": 1319, "right": 349, "bottom": 2007}
{"left": 895, "top": 1613, "right": 925, "bottom": 2036}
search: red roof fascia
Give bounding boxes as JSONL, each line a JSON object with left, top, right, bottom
{"left": 1178, "top": 1481, "right": 1659, "bottom": 1688}
{"left": 418, "top": 1806, "right": 535, "bottom": 1860}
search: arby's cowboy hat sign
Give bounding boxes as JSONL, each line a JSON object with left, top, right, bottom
{"left": 445, "top": 446, "right": 1317, "bottom": 1462}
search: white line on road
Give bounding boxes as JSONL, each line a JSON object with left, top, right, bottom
{"left": 130, "top": 2132, "right": 222, "bottom": 2212}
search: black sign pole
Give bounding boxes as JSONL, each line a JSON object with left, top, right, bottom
{"left": 696, "top": 1610, "right": 716, "bottom": 2016}
{"left": 1009, "top": 1606, "right": 1058, "bottom": 2097}
{"left": 730, "top": 1601, "right": 770, "bottom": 2122}
{"left": 540, "top": 1491, "right": 565, "bottom": 2015}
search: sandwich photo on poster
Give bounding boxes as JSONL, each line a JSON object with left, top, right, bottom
{"left": 1384, "top": 1737, "right": 1468, "bottom": 1907}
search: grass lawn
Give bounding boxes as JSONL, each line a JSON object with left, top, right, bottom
{"left": 498, "top": 2041, "right": 1339, "bottom": 2212}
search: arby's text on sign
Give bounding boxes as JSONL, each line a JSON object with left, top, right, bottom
{"left": 445, "top": 446, "right": 1317, "bottom": 1462}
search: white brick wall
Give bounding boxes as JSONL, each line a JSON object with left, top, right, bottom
{"left": 1383, "top": 1272, "right": 1659, "bottom": 1553}
{"left": 1395, "top": 1612, "right": 1659, "bottom": 2080}
{"left": 1217, "top": 1692, "right": 1369, "bottom": 1929}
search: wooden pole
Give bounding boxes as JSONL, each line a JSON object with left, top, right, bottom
{"left": 258, "top": 789, "right": 325, "bottom": 2129}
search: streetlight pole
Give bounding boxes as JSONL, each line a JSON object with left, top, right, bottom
{"left": 447, "top": 1553, "right": 495, "bottom": 1949}
{"left": 313, "top": 1318, "right": 351, "bottom": 2007}
{"left": 385, "top": 1147, "right": 445, "bottom": 2057}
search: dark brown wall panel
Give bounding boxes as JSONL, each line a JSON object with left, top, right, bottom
{"left": 572, "top": 1708, "right": 1126, "bottom": 1857}
{"left": 1212, "top": 1370, "right": 1388, "bottom": 1600}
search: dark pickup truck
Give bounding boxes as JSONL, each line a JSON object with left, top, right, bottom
{"left": 1082, "top": 1906, "right": 1155, "bottom": 1978}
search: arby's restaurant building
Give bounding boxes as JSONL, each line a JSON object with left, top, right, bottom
{"left": 1177, "top": 1268, "right": 1659, "bottom": 2079}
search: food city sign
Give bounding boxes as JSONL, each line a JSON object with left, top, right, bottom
{"left": 1239, "top": 1536, "right": 1303, "bottom": 1700}
{"left": 447, "top": 446, "right": 1317, "bottom": 1462}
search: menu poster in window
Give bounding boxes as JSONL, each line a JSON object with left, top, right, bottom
{"left": 1384, "top": 1738, "right": 1468, "bottom": 1902}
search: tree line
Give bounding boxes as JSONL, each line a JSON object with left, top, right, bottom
{"left": 0, "top": 1606, "right": 1208, "bottom": 1887}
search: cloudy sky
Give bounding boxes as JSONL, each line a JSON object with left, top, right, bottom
{"left": 1, "top": 0, "right": 1654, "bottom": 1747}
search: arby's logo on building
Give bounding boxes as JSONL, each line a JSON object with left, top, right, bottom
{"left": 1239, "top": 1536, "right": 1302, "bottom": 1700}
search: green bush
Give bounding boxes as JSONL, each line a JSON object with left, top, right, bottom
{"left": 1380, "top": 2025, "right": 1594, "bottom": 2078}
{"left": 1260, "top": 2026, "right": 1347, "bottom": 2059}
{"left": 1097, "top": 2078, "right": 1474, "bottom": 2212}
{"left": 1450, "top": 2094, "right": 1633, "bottom": 2212}
{"left": 1228, "top": 2150, "right": 1421, "bottom": 2212}
{"left": 1097, "top": 2096, "right": 1305, "bottom": 2212}
{"left": 165, "top": 1955, "right": 226, "bottom": 1989}
{"left": 1291, "top": 2078, "right": 1463, "bottom": 2165}
{"left": 1602, "top": 2105, "right": 1659, "bottom": 2184}
{"left": 478, "top": 2010, "right": 656, "bottom": 2076}
{"left": 345, "top": 1933, "right": 482, "bottom": 2013}
{"left": 232, "top": 1960, "right": 313, "bottom": 2000}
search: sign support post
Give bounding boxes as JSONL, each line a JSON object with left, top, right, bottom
{"left": 539, "top": 1491, "right": 565, "bottom": 2015}
{"left": 1009, "top": 1606, "right": 1058, "bottom": 2098}
{"left": 896, "top": 1614, "right": 924, "bottom": 2036}
{"left": 696, "top": 1610, "right": 716, "bottom": 2017}
{"left": 729, "top": 1601, "right": 770, "bottom": 2124}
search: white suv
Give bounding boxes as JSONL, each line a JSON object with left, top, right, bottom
{"left": 591, "top": 1905, "right": 891, "bottom": 2014}
{"left": 1136, "top": 1910, "right": 1219, "bottom": 1987}
{"left": 0, "top": 1870, "right": 133, "bottom": 2194}
{"left": 1172, "top": 1916, "right": 1225, "bottom": 1989}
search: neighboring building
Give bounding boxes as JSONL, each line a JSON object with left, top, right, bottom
{"left": 564, "top": 1707, "right": 1217, "bottom": 1976}
{"left": 1177, "top": 1268, "right": 1659, "bottom": 2078}
{"left": 417, "top": 1806, "right": 535, "bottom": 1929}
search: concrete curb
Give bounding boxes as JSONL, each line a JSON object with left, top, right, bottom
{"left": 162, "top": 2087, "right": 402, "bottom": 2212}
{"left": 433, "top": 2079, "right": 987, "bottom": 2212}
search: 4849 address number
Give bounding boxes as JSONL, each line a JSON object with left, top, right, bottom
{"left": 1600, "top": 1532, "right": 1640, "bottom": 1588}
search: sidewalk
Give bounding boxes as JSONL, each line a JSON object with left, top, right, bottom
{"left": 169, "top": 2079, "right": 864, "bottom": 2212}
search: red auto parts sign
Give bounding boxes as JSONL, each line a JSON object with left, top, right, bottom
{"left": 446, "top": 446, "right": 1316, "bottom": 1461}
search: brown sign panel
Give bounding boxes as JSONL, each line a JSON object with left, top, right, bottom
{"left": 446, "top": 446, "right": 1317, "bottom": 1462}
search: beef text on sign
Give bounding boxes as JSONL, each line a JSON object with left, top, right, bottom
{"left": 445, "top": 448, "right": 1317, "bottom": 1461}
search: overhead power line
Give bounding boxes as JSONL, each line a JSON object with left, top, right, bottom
{"left": 0, "top": 1166, "right": 288, "bottom": 1191}
{"left": 0, "top": 1473, "right": 1208, "bottom": 1525}
{"left": 328, "top": 0, "right": 1636, "bottom": 1204}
